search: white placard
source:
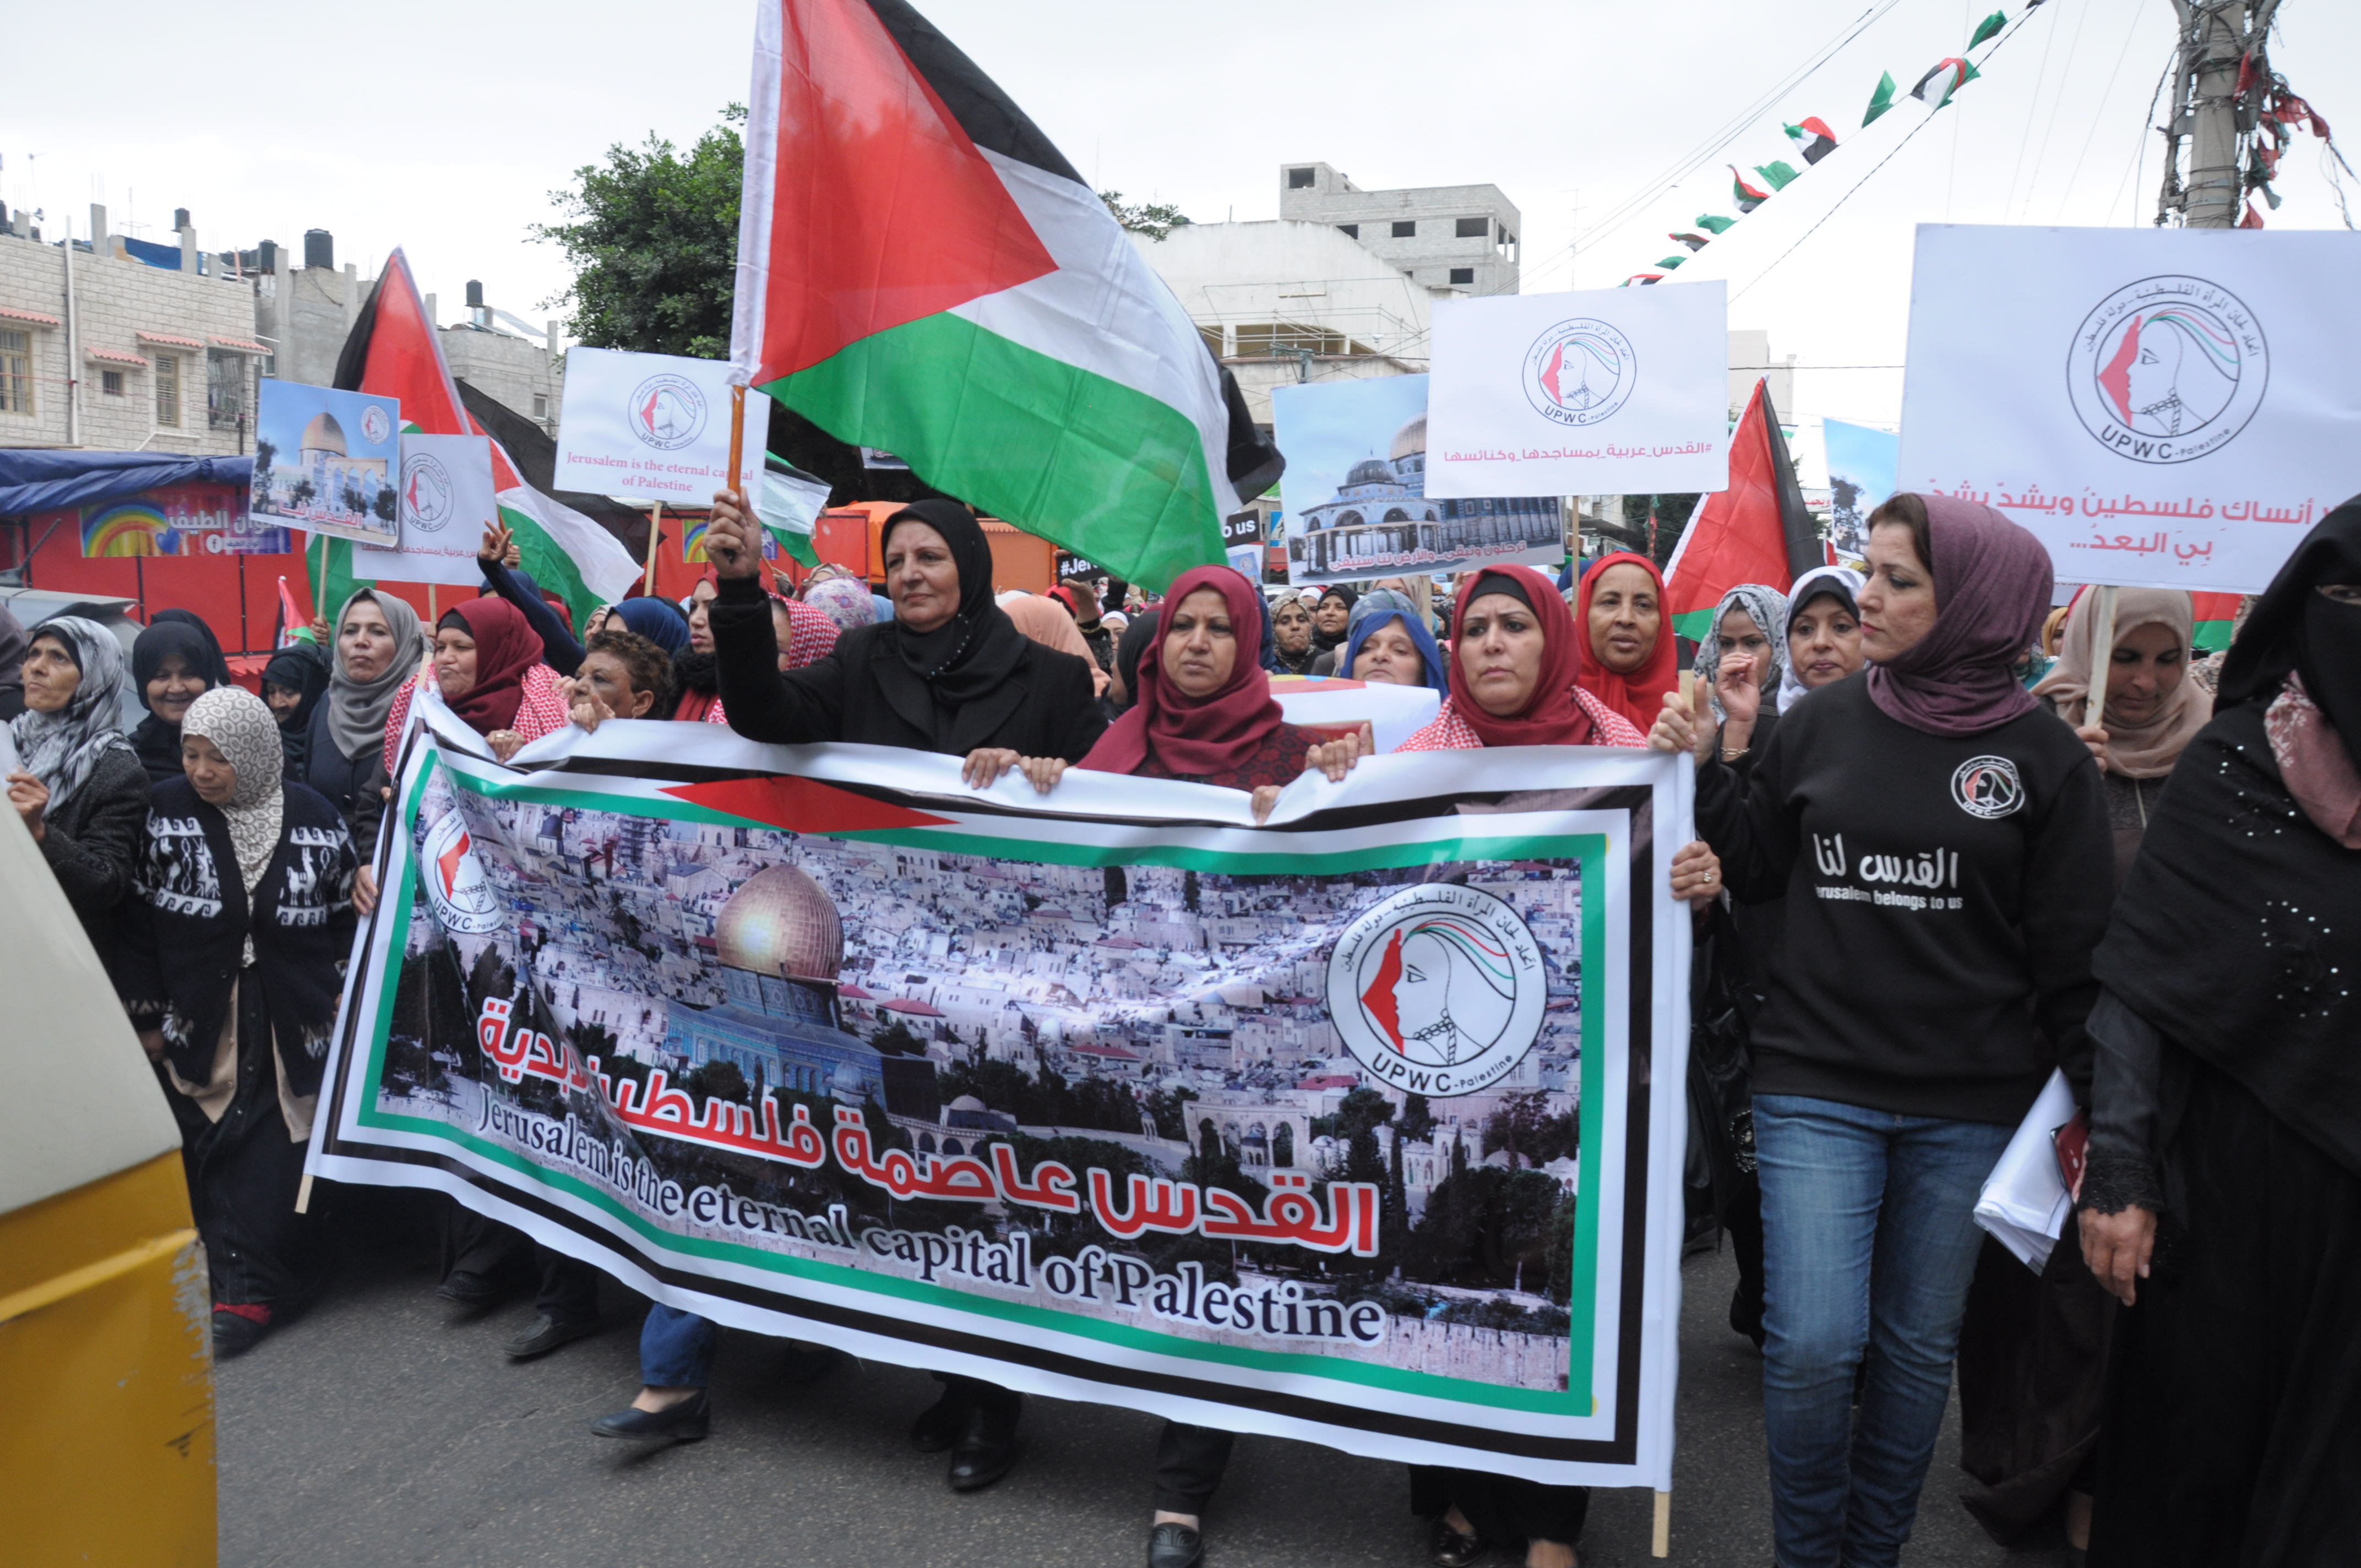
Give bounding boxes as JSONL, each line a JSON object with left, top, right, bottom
{"left": 354, "top": 433, "right": 501, "bottom": 586}
{"left": 1425, "top": 281, "right": 1729, "bottom": 497}
{"left": 554, "top": 348, "right": 762, "bottom": 504}
{"left": 1897, "top": 225, "right": 2361, "bottom": 592}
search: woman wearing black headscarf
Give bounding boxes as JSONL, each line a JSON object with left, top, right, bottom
{"left": 260, "top": 641, "right": 330, "bottom": 771}
{"left": 705, "top": 494, "right": 1103, "bottom": 768}
{"left": 701, "top": 489, "right": 1097, "bottom": 1491}
{"left": 2076, "top": 503, "right": 2361, "bottom": 1568}
{"left": 1311, "top": 583, "right": 1357, "bottom": 654}
{"left": 129, "top": 611, "right": 234, "bottom": 781}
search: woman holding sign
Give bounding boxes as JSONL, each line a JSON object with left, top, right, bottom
{"left": 1651, "top": 494, "right": 2112, "bottom": 1568}
{"left": 2074, "top": 505, "right": 2361, "bottom": 1568}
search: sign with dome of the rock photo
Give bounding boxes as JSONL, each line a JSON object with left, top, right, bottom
{"left": 308, "top": 693, "right": 1696, "bottom": 1491}
{"left": 1272, "top": 374, "right": 1564, "bottom": 586}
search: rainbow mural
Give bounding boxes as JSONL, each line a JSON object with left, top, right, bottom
{"left": 80, "top": 500, "right": 176, "bottom": 557}
{"left": 682, "top": 519, "right": 776, "bottom": 564}
{"left": 79, "top": 485, "right": 291, "bottom": 557}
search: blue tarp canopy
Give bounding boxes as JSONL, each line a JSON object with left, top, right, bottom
{"left": 0, "top": 450, "right": 255, "bottom": 517}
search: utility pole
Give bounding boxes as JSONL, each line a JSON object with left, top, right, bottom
{"left": 2155, "top": 1, "right": 2283, "bottom": 227}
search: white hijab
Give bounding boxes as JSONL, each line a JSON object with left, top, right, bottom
{"left": 1777, "top": 565, "right": 1867, "bottom": 712}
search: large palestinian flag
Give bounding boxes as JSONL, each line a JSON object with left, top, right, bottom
{"left": 305, "top": 250, "right": 640, "bottom": 625}
{"left": 1661, "top": 379, "right": 1823, "bottom": 641}
{"left": 729, "top": 0, "right": 1282, "bottom": 590}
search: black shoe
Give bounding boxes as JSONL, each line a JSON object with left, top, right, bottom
{"left": 1147, "top": 1522, "right": 1204, "bottom": 1568}
{"left": 946, "top": 1397, "right": 1023, "bottom": 1491}
{"left": 1431, "top": 1516, "right": 1490, "bottom": 1567}
{"left": 591, "top": 1391, "right": 710, "bottom": 1441}
{"left": 437, "top": 1269, "right": 505, "bottom": 1306}
{"left": 212, "top": 1306, "right": 270, "bottom": 1360}
{"left": 911, "top": 1384, "right": 967, "bottom": 1452}
{"left": 504, "top": 1313, "right": 599, "bottom": 1360}
{"left": 775, "top": 1340, "right": 837, "bottom": 1384}
{"left": 1728, "top": 1283, "right": 1766, "bottom": 1351}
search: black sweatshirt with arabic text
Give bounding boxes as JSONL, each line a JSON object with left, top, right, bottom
{"left": 1694, "top": 674, "right": 2113, "bottom": 1125}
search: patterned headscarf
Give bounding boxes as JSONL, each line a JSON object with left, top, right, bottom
{"left": 182, "top": 686, "right": 286, "bottom": 955}
{"left": 803, "top": 576, "right": 879, "bottom": 635}
{"left": 1691, "top": 584, "right": 1791, "bottom": 722}
{"left": 8, "top": 616, "right": 134, "bottom": 816}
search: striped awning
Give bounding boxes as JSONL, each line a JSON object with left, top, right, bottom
{"left": 0, "top": 304, "right": 62, "bottom": 327}
{"left": 135, "top": 329, "right": 206, "bottom": 350}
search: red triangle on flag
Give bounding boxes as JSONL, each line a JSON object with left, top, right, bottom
{"left": 749, "top": 0, "right": 1059, "bottom": 384}
{"left": 662, "top": 774, "right": 956, "bottom": 835}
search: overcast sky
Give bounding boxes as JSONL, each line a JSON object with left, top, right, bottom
{"left": 8, "top": 0, "right": 2354, "bottom": 432}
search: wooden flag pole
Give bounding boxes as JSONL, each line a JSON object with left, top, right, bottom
{"left": 1652, "top": 1490, "right": 1671, "bottom": 1557}
{"left": 722, "top": 383, "right": 751, "bottom": 578}
{"left": 313, "top": 536, "right": 329, "bottom": 630}
{"left": 427, "top": 585, "right": 437, "bottom": 624}
{"left": 643, "top": 500, "right": 666, "bottom": 594}
{"left": 2080, "top": 586, "right": 2120, "bottom": 730}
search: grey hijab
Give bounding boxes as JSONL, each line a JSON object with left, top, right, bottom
{"left": 323, "top": 589, "right": 427, "bottom": 764}
{"left": 1692, "top": 583, "right": 1791, "bottom": 722}
{"left": 8, "top": 616, "right": 135, "bottom": 815}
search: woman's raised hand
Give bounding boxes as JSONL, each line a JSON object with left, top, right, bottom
{"left": 1716, "top": 649, "right": 1763, "bottom": 729}
{"left": 2073, "top": 722, "right": 2111, "bottom": 775}
{"left": 559, "top": 676, "right": 616, "bottom": 735}
{"left": 1670, "top": 839, "right": 1723, "bottom": 908}
{"left": 1648, "top": 689, "right": 1705, "bottom": 763}
{"left": 478, "top": 520, "right": 515, "bottom": 567}
{"left": 704, "top": 489, "right": 760, "bottom": 579}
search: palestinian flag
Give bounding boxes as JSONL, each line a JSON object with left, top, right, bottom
{"left": 1754, "top": 160, "right": 1802, "bottom": 192}
{"left": 1968, "top": 9, "right": 2008, "bottom": 49}
{"left": 1784, "top": 117, "right": 1839, "bottom": 164}
{"left": 1622, "top": 273, "right": 1668, "bottom": 287}
{"left": 1653, "top": 255, "right": 1689, "bottom": 271}
{"left": 1669, "top": 231, "right": 1713, "bottom": 252}
{"left": 1729, "top": 166, "right": 1774, "bottom": 212}
{"left": 729, "top": 0, "right": 1282, "bottom": 591}
{"left": 1911, "top": 57, "right": 1981, "bottom": 110}
{"left": 1694, "top": 214, "right": 1738, "bottom": 235}
{"left": 1863, "top": 71, "right": 1899, "bottom": 126}
{"left": 307, "top": 250, "right": 640, "bottom": 625}
{"left": 2191, "top": 591, "right": 2243, "bottom": 652}
{"left": 1661, "top": 379, "right": 1821, "bottom": 642}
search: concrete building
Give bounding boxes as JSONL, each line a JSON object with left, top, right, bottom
{"left": 1277, "top": 163, "right": 1521, "bottom": 297}
{"left": 1727, "top": 328, "right": 1796, "bottom": 421}
{"left": 0, "top": 205, "right": 264, "bottom": 454}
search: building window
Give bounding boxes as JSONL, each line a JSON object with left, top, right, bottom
{"left": 101, "top": 369, "right": 124, "bottom": 396}
{"left": 0, "top": 328, "right": 30, "bottom": 415}
{"left": 1287, "top": 167, "right": 1315, "bottom": 189}
{"left": 206, "top": 350, "right": 244, "bottom": 431}
{"left": 1390, "top": 220, "right": 1416, "bottom": 238}
{"left": 1198, "top": 323, "right": 1224, "bottom": 359}
{"left": 1455, "top": 216, "right": 1489, "bottom": 239}
{"left": 1450, "top": 267, "right": 1476, "bottom": 286}
{"left": 154, "top": 353, "right": 181, "bottom": 427}
{"left": 532, "top": 393, "right": 549, "bottom": 419}
{"left": 1335, "top": 223, "right": 1357, "bottom": 239}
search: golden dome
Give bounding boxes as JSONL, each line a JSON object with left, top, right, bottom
{"left": 714, "top": 864, "right": 842, "bottom": 984}
{"left": 299, "top": 411, "right": 347, "bottom": 455}
{"left": 1389, "top": 413, "right": 1426, "bottom": 461}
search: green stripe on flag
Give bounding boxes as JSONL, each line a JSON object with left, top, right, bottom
{"left": 1672, "top": 608, "right": 1716, "bottom": 642}
{"left": 2193, "top": 618, "right": 2234, "bottom": 653}
{"left": 760, "top": 312, "right": 1227, "bottom": 592}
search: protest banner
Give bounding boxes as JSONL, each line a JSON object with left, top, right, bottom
{"left": 1274, "top": 375, "right": 1563, "bottom": 586}
{"left": 252, "top": 380, "right": 402, "bottom": 546}
{"left": 311, "top": 701, "right": 1693, "bottom": 1488}
{"left": 553, "top": 349, "right": 763, "bottom": 505}
{"left": 1426, "top": 283, "right": 1728, "bottom": 499}
{"left": 352, "top": 434, "right": 502, "bottom": 587}
{"left": 78, "top": 481, "right": 290, "bottom": 557}
{"left": 1897, "top": 225, "right": 2361, "bottom": 592}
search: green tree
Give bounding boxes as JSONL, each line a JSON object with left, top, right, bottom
{"left": 1144, "top": 1085, "right": 1198, "bottom": 1141}
{"left": 1099, "top": 190, "right": 1192, "bottom": 241}
{"left": 1620, "top": 494, "right": 1702, "bottom": 570}
{"left": 535, "top": 106, "right": 748, "bottom": 360}
{"left": 683, "top": 1058, "right": 750, "bottom": 1112}
{"left": 1399, "top": 1092, "right": 1435, "bottom": 1143}
{"left": 1482, "top": 1090, "right": 1575, "bottom": 1164}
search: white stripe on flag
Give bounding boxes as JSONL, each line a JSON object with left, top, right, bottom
{"left": 730, "top": 0, "right": 783, "bottom": 388}
{"left": 497, "top": 485, "right": 644, "bottom": 603}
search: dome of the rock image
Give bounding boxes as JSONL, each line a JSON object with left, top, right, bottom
{"left": 298, "top": 411, "right": 347, "bottom": 455}
{"left": 714, "top": 864, "right": 844, "bottom": 984}
{"left": 1389, "top": 413, "right": 1425, "bottom": 460}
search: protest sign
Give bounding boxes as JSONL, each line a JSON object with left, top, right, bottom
{"left": 252, "top": 380, "right": 402, "bottom": 545}
{"left": 1426, "top": 283, "right": 1728, "bottom": 498}
{"left": 554, "top": 349, "right": 762, "bottom": 504}
{"left": 353, "top": 434, "right": 502, "bottom": 587}
{"left": 78, "top": 481, "right": 289, "bottom": 556}
{"left": 1897, "top": 225, "right": 2361, "bottom": 592}
{"left": 1274, "top": 375, "right": 1563, "bottom": 586}
{"left": 312, "top": 704, "right": 1693, "bottom": 1488}
{"left": 1823, "top": 420, "right": 1898, "bottom": 561}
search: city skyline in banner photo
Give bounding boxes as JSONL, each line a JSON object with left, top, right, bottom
{"left": 1897, "top": 224, "right": 2361, "bottom": 595}
{"left": 310, "top": 703, "right": 1693, "bottom": 1487}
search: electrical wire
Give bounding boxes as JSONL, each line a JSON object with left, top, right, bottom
{"left": 2054, "top": 0, "right": 2156, "bottom": 222}
{"left": 2104, "top": 47, "right": 2178, "bottom": 225}
{"left": 2017, "top": 0, "right": 2098, "bottom": 219}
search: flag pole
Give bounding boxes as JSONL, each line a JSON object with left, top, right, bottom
{"left": 724, "top": 383, "right": 750, "bottom": 578}
{"left": 313, "top": 533, "right": 328, "bottom": 628}
{"left": 643, "top": 500, "right": 666, "bottom": 594}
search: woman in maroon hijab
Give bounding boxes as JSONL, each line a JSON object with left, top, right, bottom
{"left": 1402, "top": 564, "right": 1650, "bottom": 752}
{"left": 1652, "top": 493, "right": 2113, "bottom": 1568}
{"left": 381, "top": 596, "right": 573, "bottom": 770}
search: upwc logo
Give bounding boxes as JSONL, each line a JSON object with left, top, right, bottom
{"left": 628, "top": 373, "right": 708, "bottom": 451}
{"left": 2066, "top": 276, "right": 2267, "bottom": 464}
{"left": 400, "top": 453, "right": 455, "bottom": 533}
{"left": 1326, "top": 885, "right": 1546, "bottom": 1097}
{"left": 420, "top": 808, "right": 505, "bottom": 935}
{"left": 1522, "top": 318, "right": 1636, "bottom": 428}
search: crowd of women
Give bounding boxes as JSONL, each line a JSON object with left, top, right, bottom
{"left": 3, "top": 482, "right": 2351, "bottom": 1568}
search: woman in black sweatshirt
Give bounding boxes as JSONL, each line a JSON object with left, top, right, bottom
{"left": 1654, "top": 492, "right": 2112, "bottom": 1568}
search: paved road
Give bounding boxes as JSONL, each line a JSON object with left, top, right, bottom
{"left": 216, "top": 1191, "right": 2076, "bottom": 1567}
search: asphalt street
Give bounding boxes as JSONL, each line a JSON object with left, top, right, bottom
{"left": 215, "top": 1190, "right": 2078, "bottom": 1568}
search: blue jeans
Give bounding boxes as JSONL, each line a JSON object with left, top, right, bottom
{"left": 1754, "top": 1094, "right": 2013, "bottom": 1568}
{"left": 640, "top": 1303, "right": 716, "bottom": 1388}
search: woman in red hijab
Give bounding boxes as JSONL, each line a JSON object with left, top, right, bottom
{"left": 1402, "top": 565, "right": 1650, "bottom": 750}
{"left": 381, "top": 597, "right": 572, "bottom": 770}
{"left": 1575, "top": 551, "right": 1679, "bottom": 733}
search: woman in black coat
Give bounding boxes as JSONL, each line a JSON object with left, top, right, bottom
{"left": 706, "top": 496, "right": 1105, "bottom": 768}
{"left": 703, "top": 491, "right": 1097, "bottom": 1493}
{"left": 119, "top": 684, "right": 356, "bottom": 1358}
{"left": 4, "top": 615, "right": 152, "bottom": 967}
